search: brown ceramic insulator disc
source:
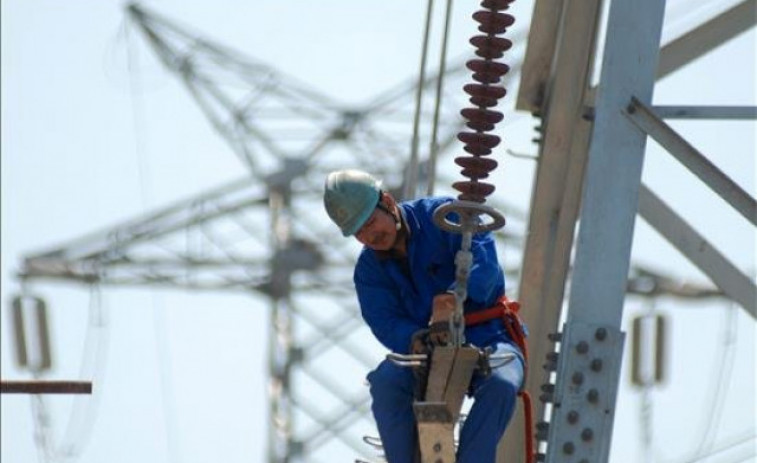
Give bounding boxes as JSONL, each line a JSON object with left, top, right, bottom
{"left": 469, "top": 96, "right": 498, "bottom": 108}
{"left": 461, "top": 107, "right": 504, "bottom": 126}
{"left": 464, "top": 84, "right": 507, "bottom": 107}
{"left": 472, "top": 11, "right": 515, "bottom": 34}
{"left": 455, "top": 156, "right": 498, "bottom": 178}
{"left": 467, "top": 59, "right": 510, "bottom": 78}
{"left": 453, "top": 181, "right": 496, "bottom": 202}
{"left": 480, "top": 0, "right": 515, "bottom": 11}
{"left": 458, "top": 131, "right": 501, "bottom": 149}
{"left": 461, "top": 108, "right": 503, "bottom": 132}
{"left": 472, "top": 72, "right": 499, "bottom": 85}
{"left": 470, "top": 35, "right": 513, "bottom": 59}
{"left": 466, "top": 120, "right": 495, "bottom": 132}
{"left": 463, "top": 143, "right": 492, "bottom": 155}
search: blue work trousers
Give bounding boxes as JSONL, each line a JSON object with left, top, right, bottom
{"left": 366, "top": 342, "right": 524, "bottom": 463}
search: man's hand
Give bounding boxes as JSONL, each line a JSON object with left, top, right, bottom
{"left": 431, "top": 293, "right": 456, "bottom": 323}
{"left": 429, "top": 293, "right": 456, "bottom": 345}
{"left": 410, "top": 328, "right": 431, "bottom": 355}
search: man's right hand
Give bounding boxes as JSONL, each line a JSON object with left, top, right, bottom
{"left": 429, "top": 293, "right": 456, "bottom": 345}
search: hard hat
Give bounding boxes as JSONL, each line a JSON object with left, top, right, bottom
{"left": 324, "top": 169, "right": 381, "bottom": 236}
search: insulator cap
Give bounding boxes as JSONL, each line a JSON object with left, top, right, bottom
{"left": 464, "top": 83, "right": 507, "bottom": 108}
{"left": 461, "top": 108, "right": 504, "bottom": 126}
{"left": 455, "top": 156, "right": 498, "bottom": 177}
{"left": 467, "top": 59, "right": 511, "bottom": 84}
{"left": 470, "top": 35, "right": 513, "bottom": 59}
{"left": 473, "top": 11, "right": 515, "bottom": 34}
{"left": 463, "top": 144, "right": 492, "bottom": 156}
{"left": 457, "top": 131, "right": 501, "bottom": 148}
{"left": 466, "top": 120, "right": 495, "bottom": 132}
{"left": 480, "top": 0, "right": 515, "bottom": 10}
{"left": 452, "top": 181, "right": 495, "bottom": 202}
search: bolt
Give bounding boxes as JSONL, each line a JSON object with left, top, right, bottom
{"left": 546, "top": 352, "right": 559, "bottom": 362}
{"left": 563, "top": 442, "right": 575, "bottom": 455}
{"left": 576, "top": 341, "right": 589, "bottom": 354}
{"left": 582, "top": 106, "right": 596, "bottom": 121}
{"left": 581, "top": 428, "right": 594, "bottom": 442}
{"left": 591, "top": 358, "right": 603, "bottom": 372}
{"left": 541, "top": 383, "right": 555, "bottom": 393}
{"left": 587, "top": 389, "right": 599, "bottom": 403}
{"left": 567, "top": 410, "right": 580, "bottom": 424}
{"left": 433, "top": 443, "right": 442, "bottom": 453}
{"left": 536, "top": 453, "right": 546, "bottom": 462}
{"left": 536, "top": 421, "right": 549, "bottom": 440}
{"left": 548, "top": 332, "right": 563, "bottom": 342}
{"left": 572, "top": 372, "right": 584, "bottom": 385}
{"left": 595, "top": 327, "right": 608, "bottom": 341}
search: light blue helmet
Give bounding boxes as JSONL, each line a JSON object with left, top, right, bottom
{"left": 324, "top": 169, "right": 381, "bottom": 236}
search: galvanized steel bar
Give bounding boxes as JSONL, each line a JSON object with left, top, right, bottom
{"left": 511, "top": 0, "right": 603, "bottom": 459}
{"left": 627, "top": 97, "right": 757, "bottom": 226}
{"left": 651, "top": 105, "right": 757, "bottom": 120}
{"left": 657, "top": 0, "right": 757, "bottom": 80}
{"left": 638, "top": 184, "right": 757, "bottom": 318}
{"left": 549, "top": 0, "right": 667, "bottom": 460}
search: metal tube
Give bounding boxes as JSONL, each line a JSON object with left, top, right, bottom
{"left": 1, "top": 380, "right": 92, "bottom": 395}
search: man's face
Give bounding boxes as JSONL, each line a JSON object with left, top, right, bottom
{"left": 354, "top": 206, "right": 397, "bottom": 251}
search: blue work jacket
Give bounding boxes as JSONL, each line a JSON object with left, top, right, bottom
{"left": 354, "top": 196, "right": 510, "bottom": 354}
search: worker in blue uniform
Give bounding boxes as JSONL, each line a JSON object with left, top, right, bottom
{"left": 323, "top": 169, "right": 525, "bottom": 463}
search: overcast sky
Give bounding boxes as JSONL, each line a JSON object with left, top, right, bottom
{"left": 2, "top": 1, "right": 755, "bottom": 463}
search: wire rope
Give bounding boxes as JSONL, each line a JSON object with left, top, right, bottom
{"left": 688, "top": 302, "right": 739, "bottom": 459}
{"left": 28, "top": 284, "right": 110, "bottom": 463}
{"left": 672, "top": 431, "right": 756, "bottom": 463}
{"left": 126, "top": 19, "right": 184, "bottom": 463}
{"left": 404, "top": 0, "right": 435, "bottom": 200}
{"left": 426, "top": 0, "right": 455, "bottom": 197}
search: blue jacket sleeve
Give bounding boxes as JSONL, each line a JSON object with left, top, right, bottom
{"left": 354, "top": 254, "right": 425, "bottom": 354}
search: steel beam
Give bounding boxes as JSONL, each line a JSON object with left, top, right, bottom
{"left": 515, "top": 0, "right": 566, "bottom": 112}
{"left": 546, "top": 0, "right": 667, "bottom": 460}
{"left": 507, "top": 1, "right": 602, "bottom": 460}
{"left": 651, "top": 105, "right": 757, "bottom": 120}
{"left": 626, "top": 98, "right": 757, "bottom": 226}
{"left": 638, "top": 184, "right": 757, "bottom": 318}
{"left": 657, "top": 0, "right": 757, "bottom": 79}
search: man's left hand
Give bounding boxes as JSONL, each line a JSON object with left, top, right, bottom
{"left": 429, "top": 293, "right": 456, "bottom": 345}
{"left": 431, "top": 293, "right": 456, "bottom": 323}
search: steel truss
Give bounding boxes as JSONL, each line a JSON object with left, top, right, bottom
{"left": 17, "top": 3, "right": 529, "bottom": 462}
{"left": 511, "top": 0, "right": 756, "bottom": 462}
{"left": 12, "top": 2, "right": 744, "bottom": 462}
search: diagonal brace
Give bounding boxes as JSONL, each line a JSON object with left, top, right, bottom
{"left": 625, "top": 97, "right": 757, "bottom": 226}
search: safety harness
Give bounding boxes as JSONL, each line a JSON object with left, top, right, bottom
{"left": 465, "top": 296, "right": 535, "bottom": 463}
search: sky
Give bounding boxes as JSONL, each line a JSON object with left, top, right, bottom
{"left": 2, "top": 1, "right": 755, "bottom": 463}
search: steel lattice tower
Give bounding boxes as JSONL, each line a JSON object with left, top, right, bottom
{"left": 11, "top": 2, "right": 751, "bottom": 463}
{"left": 15, "top": 4, "right": 529, "bottom": 462}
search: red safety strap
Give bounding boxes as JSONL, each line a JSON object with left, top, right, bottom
{"left": 465, "top": 296, "right": 535, "bottom": 463}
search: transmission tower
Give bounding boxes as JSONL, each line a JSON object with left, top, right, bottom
{"left": 510, "top": 0, "right": 756, "bottom": 461}
{"left": 14, "top": 3, "right": 529, "bottom": 462}
{"left": 11, "top": 2, "right": 751, "bottom": 463}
